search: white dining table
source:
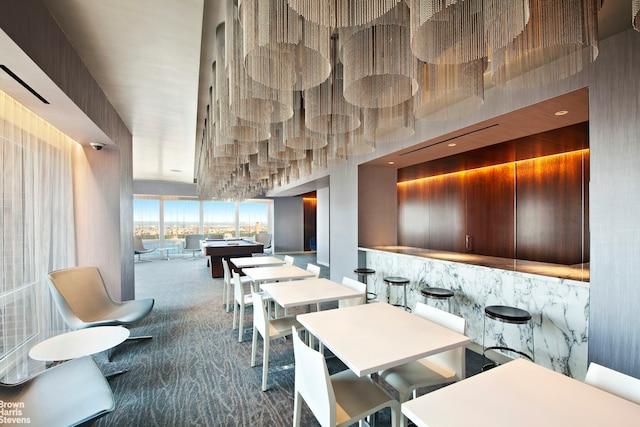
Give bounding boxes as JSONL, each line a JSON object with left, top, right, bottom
{"left": 401, "top": 358, "right": 640, "bottom": 427}
{"left": 229, "top": 256, "right": 285, "bottom": 269}
{"left": 296, "top": 302, "right": 470, "bottom": 377}
{"left": 242, "top": 265, "right": 315, "bottom": 284}
{"left": 261, "top": 278, "right": 362, "bottom": 309}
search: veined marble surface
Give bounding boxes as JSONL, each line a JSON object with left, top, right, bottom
{"left": 360, "top": 247, "right": 589, "bottom": 379}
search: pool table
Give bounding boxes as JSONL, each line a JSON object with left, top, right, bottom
{"left": 200, "top": 239, "right": 264, "bottom": 278}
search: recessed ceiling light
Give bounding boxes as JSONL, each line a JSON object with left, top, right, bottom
{"left": 555, "top": 110, "right": 569, "bottom": 116}
{"left": 448, "top": 143, "right": 457, "bottom": 147}
{"left": 388, "top": 161, "right": 395, "bottom": 165}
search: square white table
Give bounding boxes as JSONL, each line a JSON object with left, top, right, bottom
{"left": 401, "top": 358, "right": 640, "bottom": 427}
{"left": 261, "top": 278, "right": 362, "bottom": 309}
{"left": 297, "top": 302, "right": 470, "bottom": 377}
{"left": 229, "top": 256, "right": 285, "bottom": 269}
{"left": 242, "top": 265, "right": 316, "bottom": 284}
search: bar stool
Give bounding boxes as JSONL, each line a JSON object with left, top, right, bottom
{"left": 383, "top": 276, "right": 410, "bottom": 311}
{"left": 482, "top": 305, "right": 534, "bottom": 371}
{"left": 421, "top": 287, "right": 454, "bottom": 313}
{"left": 354, "top": 268, "right": 377, "bottom": 302}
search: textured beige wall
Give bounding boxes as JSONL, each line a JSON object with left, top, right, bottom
{"left": 0, "top": 0, "right": 134, "bottom": 300}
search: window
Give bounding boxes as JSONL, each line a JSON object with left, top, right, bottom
{"left": 133, "top": 197, "right": 273, "bottom": 247}
{"left": 164, "top": 200, "right": 200, "bottom": 238}
{"left": 239, "top": 202, "right": 269, "bottom": 238}
{"left": 133, "top": 198, "right": 160, "bottom": 239}
{"left": 203, "top": 201, "right": 235, "bottom": 238}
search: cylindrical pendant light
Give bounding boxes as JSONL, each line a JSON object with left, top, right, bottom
{"left": 490, "top": 0, "right": 600, "bottom": 89}
{"left": 239, "top": 0, "right": 331, "bottom": 91}
{"left": 414, "top": 58, "right": 486, "bottom": 121}
{"left": 341, "top": 2, "right": 418, "bottom": 108}
{"left": 287, "top": 0, "right": 400, "bottom": 28}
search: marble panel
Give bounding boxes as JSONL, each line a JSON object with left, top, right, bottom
{"left": 360, "top": 248, "right": 589, "bottom": 378}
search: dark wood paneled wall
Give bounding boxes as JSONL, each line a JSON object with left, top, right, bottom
{"left": 466, "top": 164, "right": 515, "bottom": 258}
{"left": 515, "top": 151, "right": 589, "bottom": 264}
{"left": 303, "top": 195, "right": 317, "bottom": 251}
{"left": 398, "top": 150, "right": 589, "bottom": 265}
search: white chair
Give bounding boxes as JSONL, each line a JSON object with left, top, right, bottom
{"left": 0, "top": 356, "right": 114, "bottom": 426}
{"left": 306, "top": 263, "right": 321, "bottom": 278}
{"left": 222, "top": 258, "right": 251, "bottom": 313}
{"left": 251, "top": 292, "right": 304, "bottom": 391}
{"left": 292, "top": 325, "right": 400, "bottom": 427}
{"left": 183, "top": 234, "right": 204, "bottom": 259}
{"left": 133, "top": 236, "right": 155, "bottom": 262}
{"left": 379, "top": 302, "right": 466, "bottom": 427}
{"left": 255, "top": 232, "right": 272, "bottom": 254}
{"left": 339, "top": 277, "right": 367, "bottom": 308}
{"left": 232, "top": 271, "right": 254, "bottom": 342}
{"left": 47, "top": 266, "right": 154, "bottom": 359}
{"left": 584, "top": 362, "right": 640, "bottom": 404}
{"left": 305, "top": 263, "right": 323, "bottom": 312}
{"left": 284, "top": 255, "right": 295, "bottom": 266}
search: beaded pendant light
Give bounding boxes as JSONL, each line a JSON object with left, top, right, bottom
{"left": 490, "top": 0, "right": 600, "bottom": 89}
{"left": 341, "top": 2, "right": 418, "bottom": 108}
{"left": 287, "top": 0, "right": 400, "bottom": 28}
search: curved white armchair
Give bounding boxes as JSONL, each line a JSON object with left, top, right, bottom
{"left": 183, "top": 234, "right": 204, "bottom": 259}
{"left": 48, "top": 266, "right": 154, "bottom": 330}
{"left": 255, "top": 232, "right": 272, "bottom": 254}
{"left": 584, "top": 362, "right": 640, "bottom": 404}
{"left": 292, "top": 325, "right": 400, "bottom": 426}
{"left": 379, "top": 302, "right": 466, "bottom": 427}
{"left": 134, "top": 236, "right": 155, "bottom": 262}
{"left": 47, "top": 266, "right": 154, "bottom": 358}
{"left": 0, "top": 356, "right": 114, "bottom": 427}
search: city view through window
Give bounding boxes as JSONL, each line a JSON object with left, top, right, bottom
{"left": 134, "top": 197, "right": 271, "bottom": 254}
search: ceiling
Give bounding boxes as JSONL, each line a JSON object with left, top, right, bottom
{"left": 2, "top": 0, "right": 634, "bottom": 188}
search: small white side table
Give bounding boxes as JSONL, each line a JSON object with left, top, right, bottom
{"left": 158, "top": 247, "right": 172, "bottom": 260}
{"left": 29, "top": 326, "right": 131, "bottom": 378}
{"left": 29, "top": 326, "right": 130, "bottom": 362}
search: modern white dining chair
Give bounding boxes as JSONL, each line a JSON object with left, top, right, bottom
{"left": 292, "top": 325, "right": 400, "bottom": 427}
{"left": 232, "top": 271, "right": 254, "bottom": 342}
{"left": 222, "top": 258, "right": 251, "bottom": 313}
{"left": 339, "top": 277, "right": 367, "bottom": 308}
{"left": 584, "top": 362, "right": 640, "bottom": 404}
{"left": 379, "top": 302, "right": 466, "bottom": 427}
{"left": 284, "top": 255, "right": 295, "bottom": 266}
{"left": 251, "top": 292, "right": 304, "bottom": 391}
{"left": 306, "top": 263, "right": 321, "bottom": 278}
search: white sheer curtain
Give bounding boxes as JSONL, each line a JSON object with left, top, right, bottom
{"left": 0, "top": 90, "right": 76, "bottom": 382}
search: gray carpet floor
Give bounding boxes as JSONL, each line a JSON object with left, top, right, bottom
{"left": 93, "top": 253, "right": 480, "bottom": 426}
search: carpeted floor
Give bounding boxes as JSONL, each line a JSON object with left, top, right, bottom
{"left": 93, "top": 253, "right": 480, "bottom": 426}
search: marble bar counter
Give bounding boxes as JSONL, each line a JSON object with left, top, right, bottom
{"left": 359, "top": 246, "right": 590, "bottom": 379}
